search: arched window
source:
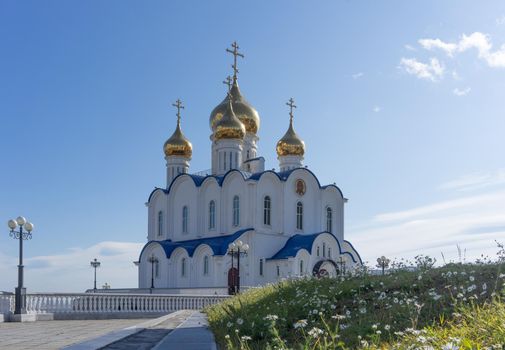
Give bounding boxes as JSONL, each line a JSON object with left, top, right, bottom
{"left": 203, "top": 256, "right": 209, "bottom": 276}
{"left": 328, "top": 247, "right": 332, "bottom": 258}
{"left": 296, "top": 202, "right": 303, "bottom": 230}
{"left": 233, "top": 196, "right": 240, "bottom": 227}
{"left": 208, "top": 201, "right": 216, "bottom": 230}
{"left": 317, "top": 246, "right": 320, "bottom": 257}
{"left": 263, "top": 196, "right": 271, "bottom": 226}
{"left": 326, "top": 207, "right": 333, "bottom": 233}
{"left": 323, "top": 242, "right": 326, "bottom": 257}
{"left": 155, "top": 260, "right": 160, "bottom": 278}
{"left": 157, "top": 211, "right": 163, "bottom": 237}
{"left": 181, "top": 258, "right": 186, "bottom": 277}
{"left": 182, "top": 206, "right": 188, "bottom": 233}
{"left": 299, "top": 260, "right": 304, "bottom": 275}
{"left": 259, "top": 259, "right": 264, "bottom": 276}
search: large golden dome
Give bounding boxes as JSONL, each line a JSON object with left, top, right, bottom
{"left": 276, "top": 117, "right": 305, "bottom": 157}
{"left": 163, "top": 119, "right": 192, "bottom": 158}
{"left": 209, "top": 79, "right": 260, "bottom": 134}
{"left": 214, "top": 95, "right": 246, "bottom": 140}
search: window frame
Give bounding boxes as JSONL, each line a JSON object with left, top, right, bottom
{"left": 182, "top": 206, "right": 188, "bottom": 234}
{"left": 263, "top": 196, "right": 271, "bottom": 226}
{"left": 208, "top": 200, "right": 216, "bottom": 230}
{"left": 203, "top": 255, "right": 209, "bottom": 276}
{"left": 157, "top": 211, "right": 163, "bottom": 237}
{"left": 326, "top": 207, "right": 333, "bottom": 233}
{"left": 296, "top": 201, "right": 303, "bottom": 230}
{"left": 232, "top": 195, "right": 240, "bottom": 227}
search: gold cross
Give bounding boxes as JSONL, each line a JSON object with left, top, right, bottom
{"left": 226, "top": 41, "right": 244, "bottom": 79}
{"left": 286, "top": 98, "right": 297, "bottom": 122}
{"left": 223, "top": 76, "right": 233, "bottom": 91}
{"left": 172, "top": 99, "right": 184, "bottom": 124}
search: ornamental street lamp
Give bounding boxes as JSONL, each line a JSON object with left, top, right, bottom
{"left": 102, "top": 282, "right": 111, "bottom": 290}
{"left": 148, "top": 255, "right": 159, "bottom": 290}
{"left": 227, "top": 240, "right": 249, "bottom": 294}
{"left": 376, "top": 256, "right": 391, "bottom": 275}
{"left": 338, "top": 256, "right": 347, "bottom": 276}
{"left": 90, "top": 258, "right": 101, "bottom": 291}
{"left": 7, "top": 216, "right": 35, "bottom": 315}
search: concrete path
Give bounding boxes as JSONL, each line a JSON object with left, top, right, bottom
{"left": 0, "top": 318, "right": 149, "bottom": 350}
{"left": 153, "top": 311, "right": 217, "bottom": 350}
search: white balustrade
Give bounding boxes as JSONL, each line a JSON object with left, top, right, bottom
{"left": 0, "top": 293, "right": 229, "bottom": 316}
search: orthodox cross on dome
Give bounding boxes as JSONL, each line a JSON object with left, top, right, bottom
{"left": 223, "top": 75, "right": 233, "bottom": 92}
{"left": 172, "top": 99, "right": 184, "bottom": 125}
{"left": 286, "top": 97, "right": 297, "bottom": 123}
{"left": 226, "top": 41, "right": 244, "bottom": 80}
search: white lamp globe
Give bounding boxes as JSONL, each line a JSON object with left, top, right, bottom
{"left": 229, "top": 243, "right": 236, "bottom": 251}
{"left": 236, "top": 240, "right": 243, "bottom": 248}
{"left": 16, "top": 216, "right": 27, "bottom": 226}
{"left": 242, "top": 243, "right": 249, "bottom": 251}
{"left": 7, "top": 219, "right": 17, "bottom": 230}
{"left": 24, "top": 222, "right": 34, "bottom": 232}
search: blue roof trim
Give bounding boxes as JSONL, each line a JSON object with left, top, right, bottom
{"left": 268, "top": 231, "right": 358, "bottom": 263}
{"left": 147, "top": 167, "right": 345, "bottom": 203}
{"left": 343, "top": 239, "right": 363, "bottom": 264}
{"left": 138, "top": 228, "right": 253, "bottom": 261}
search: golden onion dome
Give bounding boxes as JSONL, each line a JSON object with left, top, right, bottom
{"left": 163, "top": 118, "right": 192, "bottom": 158}
{"left": 209, "top": 79, "right": 260, "bottom": 134}
{"left": 214, "top": 94, "right": 246, "bottom": 140}
{"left": 276, "top": 116, "right": 305, "bottom": 157}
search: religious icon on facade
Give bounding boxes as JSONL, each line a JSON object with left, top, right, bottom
{"left": 295, "top": 179, "right": 306, "bottom": 196}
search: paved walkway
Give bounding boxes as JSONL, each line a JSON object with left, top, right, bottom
{"left": 0, "top": 318, "right": 149, "bottom": 350}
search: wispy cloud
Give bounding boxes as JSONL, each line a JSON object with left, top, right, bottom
{"left": 439, "top": 169, "right": 505, "bottom": 192}
{"left": 453, "top": 87, "right": 471, "bottom": 96}
{"left": 349, "top": 170, "right": 505, "bottom": 264}
{"left": 399, "top": 57, "right": 445, "bottom": 81}
{"left": 352, "top": 72, "right": 364, "bottom": 79}
{"left": 0, "top": 241, "right": 143, "bottom": 292}
{"left": 404, "top": 44, "right": 417, "bottom": 51}
{"left": 372, "top": 106, "right": 381, "bottom": 113}
{"left": 496, "top": 15, "right": 505, "bottom": 26}
{"left": 418, "top": 32, "right": 505, "bottom": 68}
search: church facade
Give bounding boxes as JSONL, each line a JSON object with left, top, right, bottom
{"left": 138, "top": 43, "right": 361, "bottom": 293}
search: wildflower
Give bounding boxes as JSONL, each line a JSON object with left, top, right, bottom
{"left": 469, "top": 276, "right": 475, "bottom": 282}
{"left": 264, "top": 314, "right": 278, "bottom": 321}
{"left": 442, "top": 343, "right": 459, "bottom": 350}
{"left": 235, "top": 329, "right": 239, "bottom": 333}
{"left": 467, "top": 285, "right": 477, "bottom": 292}
{"left": 236, "top": 318, "right": 244, "bottom": 325}
{"left": 307, "top": 327, "right": 324, "bottom": 338}
{"left": 418, "top": 275, "right": 422, "bottom": 281}
{"left": 225, "top": 334, "right": 230, "bottom": 339}
{"left": 376, "top": 330, "right": 382, "bottom": 334}
{"left": 293, "top": 319, "right": 307, "bottom": 329}
{"left": 240, "top": 335, "right": 252, "bottom": 341}
{"left": 384, "top": 324, "right": 391, "bottom": 331}
{"left": 359, "top": 307, "right": 367, "bottom": 314}
{"left": 227, "top": 322, "right": 233, "bottom": 328}
{"left": 372, "top": 324, "right": 378, "bottom": 330}
{"left": 482, "top": 282, "right": 487, "bottom": 290}
{"left": 332, "top": 314, "right": 346, "bottom": 320}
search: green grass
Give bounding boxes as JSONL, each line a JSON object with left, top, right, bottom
{"left": 205, "top": 262, "right": 505, "bottom": 349}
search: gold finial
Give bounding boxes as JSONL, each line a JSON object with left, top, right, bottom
{"left": 286, "top": 97, "right": 297, "bottom": 123}
{"left": 226, "top": 41, "right": 244, "bottom": 80}
{"left": 172, "top": 99, "right": 184, "bottom": 125}
{"left": 223, "top": 76, "right": 233, "bottom": 92}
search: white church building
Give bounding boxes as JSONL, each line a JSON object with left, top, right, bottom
{"left": 137, "top": 43, "right": 361, "bottom": 294}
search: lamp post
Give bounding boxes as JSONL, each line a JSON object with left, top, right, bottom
{"left": 227, "top": 240, "right": 249, "bottom": 294}
{"left": 338, "top": 256, "right": 347, "bottom": 276}
{"left": 376, "top": 256, "right": 390, "bottom": 275}
{"left": 7, "top": 216, "right": 35, "bottom": 315}
{"left": 102, "top": 282, "right": 111, "bottom": 290}
{"left": 90, "top": 258, "right": 101, "bottom": 291}
{"left": 148, "top": 255, "right": 159, "bottom": 290}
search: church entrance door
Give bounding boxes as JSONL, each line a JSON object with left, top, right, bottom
{"left": 312, "top": 259, "right": 338, "bottom": 278}
{"left": 228, "top": 267, "right": 239, "bottom": 295}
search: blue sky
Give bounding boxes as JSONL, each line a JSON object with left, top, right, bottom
{"left": 1, "top": 1, "right": 505, "bottom": 291}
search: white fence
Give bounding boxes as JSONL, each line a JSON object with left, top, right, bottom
{"left": 0, "top": 293, "right": 228, "bottom": 316}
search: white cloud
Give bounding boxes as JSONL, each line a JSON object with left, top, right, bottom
{"left": 0, "top": 241, "right": 143, "bottom": 293}
{"left": 399, "top": 57, "right": 445, "bottom": 81}
{"left": 418, "top": 32, "right": 505, "bottom": 68}
{"left": 496, "top": 15, "right": 505, "bottom": 26}
{"left": 453, "top": 87, "right": 471, "bottom": 96}
{"left": 372, "top": 106, "right": 381, "bottom": 113}
{"left": 349, "top": 188, "right": 505, "bottom": 265}
{"left": 404, "top": 44, "right": 417, "bottom": 51}
{"left": 352, "top": 72, "right": 364, "bottom": 79}
{"left": 419, "top": 38, "right": 457, "bottom": 56}
{"left": 440, "top": 169, "right": 505, "bottom": 192}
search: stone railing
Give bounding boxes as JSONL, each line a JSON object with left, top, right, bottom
{"left": 0, "top": 293, "right": 229, "bottom": 315}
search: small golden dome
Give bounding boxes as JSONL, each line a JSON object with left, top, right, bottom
{"left": 276, "top": 108, "right": 305, "bottom": 157}
{"left": 209, "top": 79, "right": 260, "bottom": 134}
{"left": 214, "top": 95, "right": 246, "bottom": 140}
{"left": 163, "top": 117, "right": 192, "bottom": 158}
